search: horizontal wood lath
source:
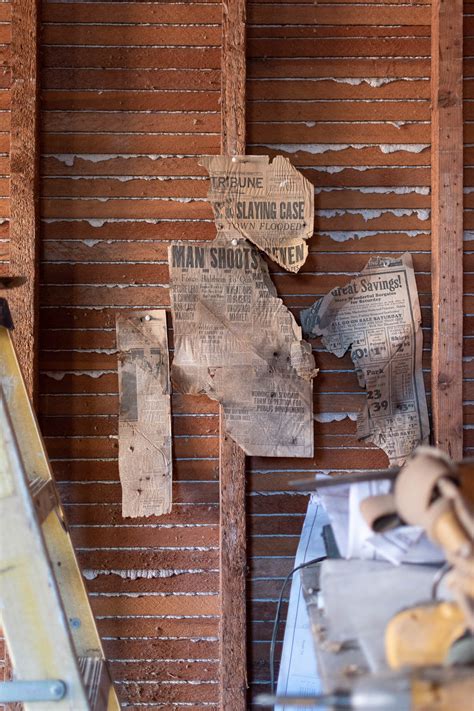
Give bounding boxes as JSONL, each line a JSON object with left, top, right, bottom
{"left": 246, "top": 0, "right": 432, "bottom": 702}
{"left": 40, "top": 1, "right": 222, "bottom": 707}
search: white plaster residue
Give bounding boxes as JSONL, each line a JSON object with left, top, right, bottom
{"left": 388, "top": 121, "right": 408, "bottom": 129}
{"left": 318, "top": 229, "right": 428, "bottom": 243}
{"left": 83, "top": 239, "right": 101, "bottom": 247}
{"left": 48, "top": 154, "right": 190, "bottom": 166}
{"left": 317, "top": 208, "right": 430, "bottom": 221}
{"left": 314, "top": 186, "right": 430, "bottom": 195}
{"left": 312, "top": 166, "right": 346, "bottom": 174}
{"left": 464, "top": 231, "right": 474, "bottom": 241}
{"left": 65, "top": 175, "right": 197, "bottom": 182}
{"left": 258, "top": 143, "right": 430, "bottom": 155}
{"left": 314, "top": 412, "right": 358, "bottom": 423}
{"left": 311, "top": 166, "right": 384, "bottom": 174}
{"left": 87, "top": 219, "right": 107, "bottom": 228}
{"left": 52, "top": 154, "right": 75, "bottom": 167}
{"left": 260, "top": 143, "right": 356, "bottom": 154}
{"left": 61, "top": 348, "right": 118, "bottom": 354}
{"left": 331, "top": 77, "right": 422, "bottom": 88}
{"left": 83, "top": 568, "right": 204, "bottom": 581}
{"left": 380, "top": 144, "right": 429, "bottom": 154}
{"left": 166, "top": 196, "right": 195, "bottom": 203}
{"left": 42, "top": 371, "right": 111, "bottom": 380}
{"left": 43, "top": 218, "right": 211, "bottom": 226}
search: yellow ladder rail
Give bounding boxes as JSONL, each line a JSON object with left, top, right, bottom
{"left": 0, "top": 298, "right": 120, "bottom": 710}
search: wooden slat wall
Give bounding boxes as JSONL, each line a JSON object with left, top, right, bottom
{"left": 465, "top": 1, "right": 474, "bottom": 455}
{"left": 0, "top": 0, "right": 10, "bottom": 273}
{"left": 39, "top": 1, "right": 222, "bottom": 707}
{"left": 1, "top": 0, "right": 471, "bottom": 707}
{"left": 245, "top": 0, "right": 432, "bottom": 700}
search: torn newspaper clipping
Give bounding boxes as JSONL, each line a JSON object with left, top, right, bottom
{"left": 301, "top": 253, "right": 429, "bottom": 465}
{"left": 200, "top": 155, "right": 314, "bottom": 273}
{"left": 169, "top": 239, "right": 318, "bottom": 457}
{"left": 117, "top": 310, "right": 172, "bottom": 517}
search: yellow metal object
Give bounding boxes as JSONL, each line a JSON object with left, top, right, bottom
{"left": 0, "top": 314, "right": 120, "bottom": 711}
{"left": 385, "top": 602, "right": 466, "bottom": 670}
{"left": 412, "top": 669, "right": 474, "bottom": 711}
{"left": 432, "top": 508, "right": 472, "bottom": 557}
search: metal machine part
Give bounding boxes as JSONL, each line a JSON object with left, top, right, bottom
{"left": 256, "top": 667, "right": 474, "bottom": 710}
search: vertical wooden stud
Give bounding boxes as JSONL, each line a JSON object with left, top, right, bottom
{"left": 431, "top": 0, "right": 463, "bottom": 459}
{"left": 220, "top": 1, "right": 247, "bottom": 708}
{"left": 221, "top": 0, "right": 246, "bottom": 157}
{"left": 8, "top": 0, "right": 40, "bottom": 402}
{"left": 219, "top": 411, "right": 247, "bottom": 709}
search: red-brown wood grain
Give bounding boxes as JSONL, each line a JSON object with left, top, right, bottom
{"left": 246, "top": 1, "right": 435, "bottom": 702}
{"left": 39, "top": 1, "right": 223, "bottom": 707}
{"left": 0, "top": 0, "right": 469, "bottom": 707}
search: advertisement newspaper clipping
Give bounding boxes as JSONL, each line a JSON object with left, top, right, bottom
{"left": 301, "top": 253, "right": 429, "bottom": 465}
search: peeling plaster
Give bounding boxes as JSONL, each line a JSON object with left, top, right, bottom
{"left": 83, "top": 568, "right": 204, "bottom": 580}
{"left": 259, "top": 143, "right": 430, "bottom": 155}
{"left": 316, "top": 208, "right": 430, "bottom": 221}
{"left": 380, "top": 144, "right": 429, "bottom": 154}
{"left": 48, "top": 154, "right": 190, "bottom": 166}
{"left": 314, "top": 186, "right": 429, "bottom": 195}
{"left": 318, "top": 229, "right": 429, "bottom": 243}
{"left": 331, "top": 77, "right": 426, "bottom": 87}
{"left": 43, "top": 371, "right": 112, "bottom": 380}
{"left": 314, "top": 412, "right": 358, "bottom": 423}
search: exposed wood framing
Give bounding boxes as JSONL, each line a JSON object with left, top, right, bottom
{"left": 8, "top": 0, "right": 40, "bottom": 402}
{"left": 221, "top": 0, "right": 246, "bottom": 156}
{"left": 431, "top": 0, "right": 463, "bottom": 459}
{"left": 219, "top": 1, "right": 247, "bottom": 708}
{"left": 219, "top": 412, "right": 247, "bottom": 708}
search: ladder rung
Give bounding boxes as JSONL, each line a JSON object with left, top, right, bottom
{"left": 0, "top": 679, "right": 66, "bottom": 703}
{"left": 0, "top": 320, "right": 121, "bottom": 710}
{"left": 78, "top": 656, "right": 113, "bottom": 711}
{"left": 29, "top": 477, "right": 57, "bottom": 524}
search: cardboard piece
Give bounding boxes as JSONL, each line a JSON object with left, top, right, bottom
{"left": 117, "top": 310, "right": 172, "bottom": 517}
{"left": 301, "top": 253, "right": 429, "bottom": 465}
{"left": 200, "top": 155, "right": 314, "bottom": 272}
{"left": 169, "top": 239, "right": 318, "bottom": 457}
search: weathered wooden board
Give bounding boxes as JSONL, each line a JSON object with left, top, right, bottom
{"left": 431, "top": 0, "right": 464, "bottom": 459}
{"left": 117, "top": 311, "right": 172, "bottom": 518}
{"left": 220, "top": 0, "right": 248, "bottom": 709}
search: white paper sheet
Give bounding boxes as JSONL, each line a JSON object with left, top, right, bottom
{"left": 276, "top": 496, "right": 329, "bottom": 710}
{"left": 319, "top": 481, "right": 443, "bottom": 565}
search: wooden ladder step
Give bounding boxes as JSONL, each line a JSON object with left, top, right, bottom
{"left": 78, "top": 657, "right": 115, "bottom": 711}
